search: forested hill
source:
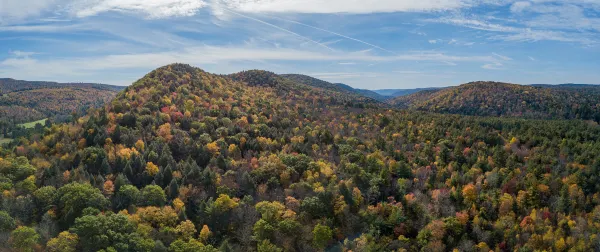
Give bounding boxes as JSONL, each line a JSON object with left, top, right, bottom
{"left": 229, "top": 70, "right": 381, "bottom": 108}
{"left": 334, "top": 83, "right": 389, "bottom": 101}
{"left": 0, "top": 78, "right": 124, "bottom": 92}
{"left": 2, "top": 64, "right": 600, "bottom": 251}
{"left": 389, "top": 81, "right": 600, "bottom": 122}
{"left": 280, "top": 74, "right": 349, "bottom": 93}
{"left": 0, "top": 79, "right": 124, "bottom": 127}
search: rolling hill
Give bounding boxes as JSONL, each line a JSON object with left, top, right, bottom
{"left": 279, "top": 74, "right": 388, "bottom": 102}
{"left": 0, "top": 78, "right": 124, "bottom": 124}
{"left": 334, "top": 83, "right": 390, "bottom": 101}
{"left": 2, "top": 64, "right": 600, "bottom": 251}
{"left": 230, "top": 71, "right": 382, "bottom": 107}
{"left": 389, "top": 81, "right": 600, "bottom": 122}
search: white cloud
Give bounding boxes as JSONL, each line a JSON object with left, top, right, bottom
{"left": 0, "top": 0, "right": 517, "bottom": 24}
{"left": 0, "top": 0, "right": 59, "bottom": 24}
{"left": 510, "top": 1, "right": 531, "bottom": 13}
{"left": 220, "top": 0, "right": 470, "bottom": 14}
{"left": 428, "top": 39, "right": 439, "bottom": 44}
{"left": 528, "top": 56, "right": 536, "bottom": 61}
{"left": 68, "top": 0, "right": 207, "bottom": 18}
{"left": 0, "top": 45, "right": 499, "bottom": 83}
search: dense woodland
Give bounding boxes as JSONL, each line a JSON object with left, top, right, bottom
{"left": 1, "top": 64, "right": 600, "bottom": 251}
{"left": 390, "top": 81, "right": 600, "bottom": 122}
{"left": 0, "top": 79, "right": 123, "bottom": 141}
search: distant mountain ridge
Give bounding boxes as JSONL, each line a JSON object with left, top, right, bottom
{"left": 372, "top": 87, "right": 442, "bottom": 97}
{"left": 334, "top": 83, "right": 390, "bottom": 101}
{"left": 389, "top": 81, "right": 600, "bottom": 122}
{"left": 0, "top": 78, "right": 124, "bottom": 93}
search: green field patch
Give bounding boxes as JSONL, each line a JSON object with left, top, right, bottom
{"left": 0, "top": 138, "right": 12, "bottom": 145}
{"left": 19, "top": 118, "right": 48, "bottom": 129}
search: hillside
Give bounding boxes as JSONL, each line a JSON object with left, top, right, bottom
{"left": 2, "top": 64, "right": 600, "bottom": 251}
{"left": 390, "top": 81, "right": 600, "bottom": 122}
{"left": 0, "top": 78, "right": 123, "bottom": 93}
{"left": 0, "top": 79, "right": 123, "bottom": 125}
{"left": 231, "top": 71, "right": 381, "bottom": 107}
{"left": 334, "top": 83, "right": 390, "bottom": 101}
{"left": 280, "top": 74, "right": 349, "bottom": 93}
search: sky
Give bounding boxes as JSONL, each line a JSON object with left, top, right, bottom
{"left": 0, "top": 0, "right": 599, "bottom": 89}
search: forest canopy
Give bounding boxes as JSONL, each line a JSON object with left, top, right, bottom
{"left": 1, "top": 64, "right": 600, "bottom": 251}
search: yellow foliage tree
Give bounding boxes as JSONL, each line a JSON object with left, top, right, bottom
{"left": 462, "top": 184, "right": 477, "bottom": 203}
{"left": 146, "top": 162, "right": 159, "bottom": 176}
{"left": 199, "top": 225, "right": 211, "bottom": 242}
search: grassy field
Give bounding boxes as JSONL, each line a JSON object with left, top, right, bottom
{"left": 0, "top": 138, "right": 12, "bottom": 145}
{"left": 19, "top": 118, "right": 47, "bottom": 129}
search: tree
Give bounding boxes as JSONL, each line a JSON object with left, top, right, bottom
{"left": 175, "top": 220, "right": 197, "bottom": 241}
{"left": 212, "top": 194, "right": 239, "bottom": 212}
{"left": 69, "top": 212, "right": 142, "bottom": 251}
{"left": 33, "top": 186, "right": 57, "bottom": 213}
{"left": 146, "top": 162, "right": 159, "bottom": 176}
{"left": 82, "top": 147, "right": 108, "bottom": 175}
{"left": 139, "top": 185, "right": 166, "bottom": 207}
{"left": 462, "top": 184, "right": 477, "bottom": 204}
{"left": 312, "top": 224, "right": 332, "bottom": 249}
{"left": 199, "top": 225, "right": 211, "bottom": 243}
{"left": 46, "top": 231, "right": 79, "bottom": 252}
{"left": 9, "top": 226, "right": 40, "bottom": 252}
{"left": 169, "top": 239, "right": 218, "bottom": 252}
{"left": 0, "top": 210, "right": 16, "bottom": 231}
{"left": 257, "top": 239, "right": 283, "bottom": 252}
{"left": 253, "top": 219, "right": 275, "bottom": 241}
{"left": 56, "top": 182, "right": 109, "bottom": 226}
{"left": 255, "top": 201, "right": 285, "bottom": 222}
{"left": 114, "top": 185, "right": 140, "bottom": 210}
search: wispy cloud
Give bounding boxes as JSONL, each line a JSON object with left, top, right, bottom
{"left": 394, "top": 70, "right": 423, "bottom": 74}
{"left": 221, "top": 8, "right": 334, "bottom": 51}
{"left": 492, "top": 52, "right": 512, "bottom": 61}
{"left": 482, "top": 62, "right": 504, "bottom": 70}
{"left": 9, "top": 50, "right": 38, "bottom": 57}
{"left": 268, "top": 16, "right": 397, "bottom": 55}
{"left": 429, "top": 15, "right": 597, "bottom": 44}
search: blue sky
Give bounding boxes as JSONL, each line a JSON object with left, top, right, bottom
{"left": 0, "top": 0, "right": 599, "bottom": 89}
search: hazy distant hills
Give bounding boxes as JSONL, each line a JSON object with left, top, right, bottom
{"left": 531, "top": 83, "right": 600, "bottom": 88}
{"left": 372, "top": 87, "right": 442, "bottom": 98}
{"left": 334, "top": 83, "right": 390, "bottom": 101}
{"left": 0, "top": 78, "right": 124, "bottom": 93}
{"left": 389, "top": 81, "right": 600, "bottom": 122}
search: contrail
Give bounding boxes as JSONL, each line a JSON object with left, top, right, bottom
{"left": 221, "top": 8, "right": 335, "bottom": 51}
{"left": 269, "top": 16, "right": 397, "bottom": 55}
